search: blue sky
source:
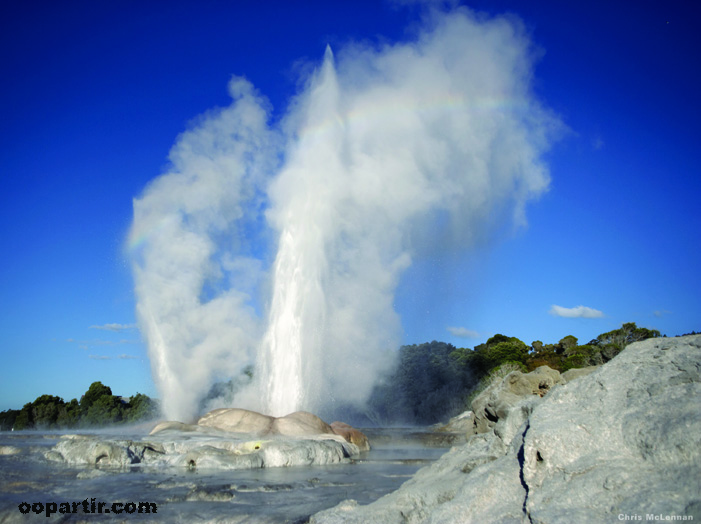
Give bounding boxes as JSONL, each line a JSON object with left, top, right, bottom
{"left": 1, "top": 0, "right": 699, "bottom": 413}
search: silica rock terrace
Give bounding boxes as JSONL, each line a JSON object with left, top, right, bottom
{"left": 310, "top": 335, "right": 701, "bottom": 523}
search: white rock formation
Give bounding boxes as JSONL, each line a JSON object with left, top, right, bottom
{"left": 45, "top": 411, "right": 362, "bottom": 471}
{"left": 311, "top": 335, "right": 701, "bottom": 523}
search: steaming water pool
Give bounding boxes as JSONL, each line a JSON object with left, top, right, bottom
{"left": 0, "top": 428, "right": 457, "bottom": 523}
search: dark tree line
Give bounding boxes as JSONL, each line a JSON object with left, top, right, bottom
{"left": 0, "top": 381, "right": 158, "bottom": 431}
{"left": 366, "top": 322, "right": 663, "bottom": 425}
{"left": 2, "top": 323, "right": 678, "bottom": 430}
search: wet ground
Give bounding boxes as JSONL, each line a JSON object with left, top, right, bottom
{"left": 0, "top": 428, "right": 459, "bottom": 523}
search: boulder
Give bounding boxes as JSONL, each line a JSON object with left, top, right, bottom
{"left": 45, "top": 437, "right": 136, "bottom": 467}
{"left": 311, "top": 335, "right": 701, "bottom": 523}
{"left": 196, "top": 408, "right": 274, "bottom": 435}
{"left": 149, "top": 420, "right": 202, "bottom": 435}
{"left": 561, "top": 364, "right": 598, "bottom": 383}
{"left": 271, "top": 411, "right": 335, "bottom": 437}
{"left": 470, "top": 365, "right": 563, "bottom": 434}
{"left": 330, "top": 422, "right": 371, "bottom": 451}
{"left": 195, "top": 408, "right": 370, "bottom": 450}
{"left": 433, "top": 410, "right": 474, "bottom": 433}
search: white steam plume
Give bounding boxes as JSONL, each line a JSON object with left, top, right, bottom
{"left": 129, "top": 79, "right": 276, "bottom": 422}
{"left": 129, "top": 7, "right": 560, "bottom": 422}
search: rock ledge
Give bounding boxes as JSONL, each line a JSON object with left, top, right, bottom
{"left": 311, "top": 335, "right": 701, "bottom": 523}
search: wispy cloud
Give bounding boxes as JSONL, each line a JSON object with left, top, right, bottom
{"left": 89, "top": 323, "right": 137, "bottom": 332}
{"left": 66, "top": 338, "right": 139, "bottom": 348}
{"left": 88, "top": 353, "right": 140, "bottom": 360}
{"left": 549, "top": 305, "right": 604, "bottom": 318}
{"left": 447, "top": 326, "right": 480, "bottom": 338}
{"left": 653, "top": 310, "right": 672, "bottom": 318}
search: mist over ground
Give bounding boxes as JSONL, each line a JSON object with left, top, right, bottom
{"left": 128, "top": 6, "right": 561, "bottom": 423}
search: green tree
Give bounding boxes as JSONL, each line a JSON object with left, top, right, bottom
{"left": 484, "top": 340, "right": 529, "bottom": 367}
{"left": 83, "top": 395, "right": 124, "bottom": 426}
{"left": 467, "top": 335, "right": 529, "bottom": 373}
{"left": 13, "top": 403, "right": 34, "bottom": 430}
{"left": 594, "top": 322, "right": 661, "bottom": 361}
{"left": 0, "top": 410, "right": 19, "bottom": 431}
{"left": 596, "top": 322, "right": 660, "bottom": 349}
{"left": 124, "top": 393, "right": 158, "bottom": 422}
{"left": 31, "top": 395, "right": 65, "bottom": 428}
{"left": 57, "top": 399, "right": 81, "bottom": 428}
{"left": 80, "top": 382, "right": 113, "bottom": 412}
{"left": 559, "top": 335, "right": 578, "bottom": 351}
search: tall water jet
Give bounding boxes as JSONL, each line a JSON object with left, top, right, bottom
{"left": 258, "top": 47, "right": 342, "bottom": 416}
{"left": 128, "top": 7, "right": 561, "bottom": 423}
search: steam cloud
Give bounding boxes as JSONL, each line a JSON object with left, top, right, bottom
{"left": 129, "top": 7, "right": 560, "bottom": 422}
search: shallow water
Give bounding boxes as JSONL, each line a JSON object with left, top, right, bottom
{"left": 0, "top": 428, "right": 455, "bottom": 523}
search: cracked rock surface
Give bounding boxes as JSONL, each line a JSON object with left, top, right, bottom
{"left": 310, "top": 335, "right": 701, "bottom": 523}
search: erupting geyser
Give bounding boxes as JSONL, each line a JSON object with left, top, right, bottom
{"left": 128, "top": 7, "right": 560, "bottom": 422}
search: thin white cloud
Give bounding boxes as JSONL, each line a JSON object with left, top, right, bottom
{"left": 653, "top": 310, "right": 672, "bottom": 318}
{"left": 89, "top": 355, "right": 111, "bottom": 360}
{"left": 117, "top": 354, "right": 140, "bottom": 360}
{"left": 89, "top": 323, "right": 137, "bottom": 332}
{"left": 66, "top": 338, "right": 139, "bottom": 348}
{"left": 447, "top": 326, "right": 480, "bottom": 338}
{"left": 549, "top": 305, "right": 604, "bottom": 318}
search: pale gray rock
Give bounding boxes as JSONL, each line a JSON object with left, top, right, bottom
{"left": 471, "top": 365, "right": 563, "bottom": 435}
{"left": 433, "top": 410, "right": 474, "bottom": 433}
{"left": 258, "top": 437, "right": 356, "bottom": 467}
{"left": 45, "top": 438, "right": 137, "bottom": 467}
{"left": 312, "top": 335, "right": 701, "bottom": 523}
{"left": 44, "top": 427, "right": 359, "bottom": 471}
{"left": 560, "top": 365, "right": 598, "bottom": 383}
{"left": 149, "top": 420, "right": 204, "bottom": 434}
{"left": 193, "top": 407, "right": 370, "bottom": 448}
{"left": 196, "top": 407, "right": 274, "bottom": 435}
{"left": 270, "top": 411, "right": 335, "bottom": 437}
{"left": 310, "top": 430, "right": 512, "bottom": 523}
{"left": 522, "top": 335, "right": 701, "bottom": 523}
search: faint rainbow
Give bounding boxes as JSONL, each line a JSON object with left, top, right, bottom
{"left": 128, "top": 215, "right": 177, "bottom": 252}
{"left": 296, "top": 92, "right": 529, "bottom": 143}
{"left": 127, "top": 93, "right": 527, "bottom": 250}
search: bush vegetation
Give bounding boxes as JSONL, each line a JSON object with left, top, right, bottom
{"left": 0, "top": 381, "right": 158, "bottom": 431}
{"left": 366, "top": 322, "right": 662, "bottom": 425}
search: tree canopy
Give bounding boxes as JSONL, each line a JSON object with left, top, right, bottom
{"left": 366, "top": 322, "right": 663, "bottom": 425}
{"left": 1, "top": 382, "right": 158, "bottom": 431}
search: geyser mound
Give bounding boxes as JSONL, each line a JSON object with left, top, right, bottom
{"left": 128, "top": 7, "right": 561, "bottom": 422}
